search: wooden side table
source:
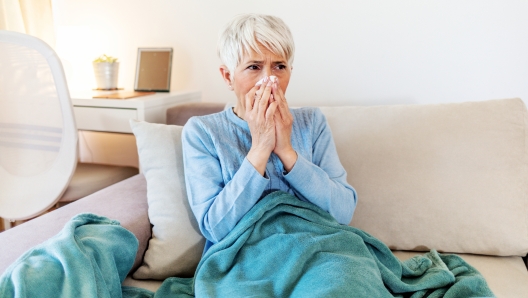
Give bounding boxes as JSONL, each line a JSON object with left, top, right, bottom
{"left": 71, "top": 90, "right": 201, "bottom": 133}
{"left": 70, "top": 90, "right": 201, "bottom": 168}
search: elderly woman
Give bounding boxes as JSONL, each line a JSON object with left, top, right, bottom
{"left": 182, "top": 13, "right": 357, "bottom": 253}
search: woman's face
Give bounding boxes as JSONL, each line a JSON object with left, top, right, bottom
{"left": 221, "top": 44, "right": 292, "bottom": 107}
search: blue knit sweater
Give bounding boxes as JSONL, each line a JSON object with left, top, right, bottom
{"left": 182, "top": 106, "right": 357, "bottom": 252}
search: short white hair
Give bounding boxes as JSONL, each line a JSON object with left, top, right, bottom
{"left": 217, "top": 13, "right": 295, "bottom": 74}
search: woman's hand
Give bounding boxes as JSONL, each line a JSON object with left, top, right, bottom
{"left": 245, "top": 77, "right": 278, "bottom": 175}
{"left": 271, "top": 80, "right": 297, "bottom": 172}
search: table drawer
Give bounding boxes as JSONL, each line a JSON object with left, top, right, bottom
{"left": 74, "top": 106, "right": 137, "bottom": 133}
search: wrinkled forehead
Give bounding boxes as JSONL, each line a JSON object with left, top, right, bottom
{"left": 238, "top": 42, "right": 289, "bottom": 65}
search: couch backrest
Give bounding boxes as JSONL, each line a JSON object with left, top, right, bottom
{"left": 166, "top": 102, "right": 226, "bottom": 126}
{"left": 320, "top": 98, "right": 528, "bottom": 256}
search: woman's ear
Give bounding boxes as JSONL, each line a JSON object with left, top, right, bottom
{"left": 219, "top": 65, "right": 234, "bottom": 90}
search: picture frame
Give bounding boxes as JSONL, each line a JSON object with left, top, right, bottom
{"left": 134, "top": 48, "right": 173, "bottom": 92}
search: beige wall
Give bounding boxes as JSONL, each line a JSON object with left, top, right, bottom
{"left": 52, "top": 0, "right": 528, "bottom": 166}
{"left": 53, "top": 0, "right": 528, "bottom": 107}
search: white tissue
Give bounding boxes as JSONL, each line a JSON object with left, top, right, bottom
{"left": 255, "top": 76, "right": 277, "bottom": 86}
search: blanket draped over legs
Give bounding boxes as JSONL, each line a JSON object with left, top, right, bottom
{"left": 128, "top": 191, "right": 494, "bottom": 297}
{"left": 0, "top": 192, "right": 494, "bottom": 297}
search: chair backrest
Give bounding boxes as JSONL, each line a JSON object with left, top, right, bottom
{"left": 0, "top": 30, "right": 78, "bottom": 220}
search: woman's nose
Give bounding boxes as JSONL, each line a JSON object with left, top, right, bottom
{"left": 255, "top": 66, "right": 274, "bottom": 85}
{"left": 262, "top": 65, "right": 273, "bottom": 77}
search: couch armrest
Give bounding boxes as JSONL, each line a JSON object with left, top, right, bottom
{"left": 0, "top": 174, "right": 150, "bottom": 275}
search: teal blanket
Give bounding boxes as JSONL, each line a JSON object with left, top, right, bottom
{"left": 0, "top": 213, "right": 138, "bottom": 298}
{"left": 128, "top": 191, "right": 494, "bottom": 297}
{"left": 1, "top": 192, "right": 494, "bottom": 297}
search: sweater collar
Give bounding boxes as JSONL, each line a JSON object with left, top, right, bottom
{"left": 226, "top": 106, "right": 249, "bottom": 130}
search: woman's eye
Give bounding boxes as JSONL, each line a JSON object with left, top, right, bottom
{"left": 247, "top": 65, "right": 260, "bottom": 70}
{"left": 275, "top": 64, "right": 287, "bottom": 70}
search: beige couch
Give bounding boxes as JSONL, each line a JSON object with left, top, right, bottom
{"left": 1, "top": 98, "right": 528, "bottom": 297}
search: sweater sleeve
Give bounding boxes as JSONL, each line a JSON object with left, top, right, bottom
{"left": 182, "top": 117, "right": 268, "bottom": 244}
{"left": 284, "top": 108, "right": 357, "bottom": 225}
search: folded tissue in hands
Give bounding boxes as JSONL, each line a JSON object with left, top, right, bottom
{"left": 255, "top": 76, "right": 277, "bottom": 86}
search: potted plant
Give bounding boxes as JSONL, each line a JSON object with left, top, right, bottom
{"left": 93, "top": 54, "right": 119, "bottom": 90}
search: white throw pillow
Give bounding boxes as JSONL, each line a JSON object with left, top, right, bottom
{"left": 130, "top": 119, "right": 205, "bottom": 280}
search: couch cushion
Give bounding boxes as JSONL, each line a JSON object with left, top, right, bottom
{"left": 122, "top": 251, "right": 528, "bottom": 296}
{"left": 320, "top": 98, "right": 528, "bottom": 256}
{"left": 122, "top": 276, "right": 163, "bottom": 293}
{"left": 393, "top": 251, "right": 528, "bottom": 297}
{"left": 130, "top": 120, "right": 205, "bottom": 280}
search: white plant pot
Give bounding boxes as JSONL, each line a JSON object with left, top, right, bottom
{"left": 93, "top": 62, "right": 119, "bottom": 90}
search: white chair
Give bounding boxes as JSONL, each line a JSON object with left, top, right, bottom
{"left": 0, "top": 30, "right": 138, "bottom": 229}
